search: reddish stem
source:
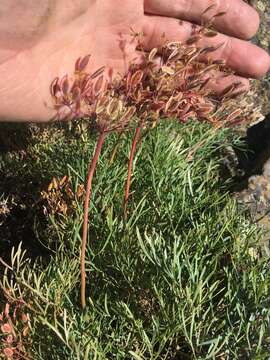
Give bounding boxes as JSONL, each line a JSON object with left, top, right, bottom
{"left": 81, "top": 131, "right": 106, "bottom": 309}
{"left": 124, "top": 126, "right": 141, "bottom": 219}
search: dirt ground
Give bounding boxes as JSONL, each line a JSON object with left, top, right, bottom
{"left": 249, "top": 0, "right": 270, "bottom": 115}
{"left": 236, "top": 0, "right": 270, "bottom": 255}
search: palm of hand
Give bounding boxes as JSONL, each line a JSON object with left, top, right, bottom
{"left": 0, "top": 0, "right": 269, "bottom": 122}
{"left": 0, "top": 1, "right": 144, "bottom": 121}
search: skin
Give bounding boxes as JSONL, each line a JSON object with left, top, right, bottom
{"left": 0, "top": 0, "right": 269, "bottom": 122}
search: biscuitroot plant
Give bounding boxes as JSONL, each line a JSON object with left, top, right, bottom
{"left": 50, "top": 26, "right": 248, "bottom": 309}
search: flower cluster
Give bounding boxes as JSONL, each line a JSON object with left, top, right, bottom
{"left": 0, "top": 302, "right": 31, "bottom": 359}
{"left": 50, "top": 41, "right": 246, "bottom": 134}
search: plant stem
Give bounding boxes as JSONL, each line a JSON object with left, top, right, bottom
{"left": 124, "top": 126, "right": 141, "bottom": 219}
{"left": 81, "top": 131, "right": 106, "bottom": 309}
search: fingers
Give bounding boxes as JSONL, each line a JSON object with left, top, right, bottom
{"left": 134, "top": 50, "right": 250, "bottom": 97}
{"left": 144, "top": 0, "right": 260, "bottom": 40}
{"left": 205, "top": 72, "right": 250, "bottom": 96}
{"left": 142, "top": 15, "right": 270, "bottom": 79}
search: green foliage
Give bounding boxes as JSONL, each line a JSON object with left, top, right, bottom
{"left": 1, "top": 121, "right": 270, "bottom": 359}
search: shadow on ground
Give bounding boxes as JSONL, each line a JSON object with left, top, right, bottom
{"left": 0, "top": 123, "right": 51, "bottom": 262}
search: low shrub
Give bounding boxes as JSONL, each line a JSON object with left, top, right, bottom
{"left": 1, "top": 121, "right": 270, "bottom": 359}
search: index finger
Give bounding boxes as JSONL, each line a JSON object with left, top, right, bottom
{"left": 144, "top": 0, "right": 260, "bottom": 40}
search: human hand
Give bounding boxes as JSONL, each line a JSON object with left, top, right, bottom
{"left": 0, "top": 0, "right": 269, "bottom": 122}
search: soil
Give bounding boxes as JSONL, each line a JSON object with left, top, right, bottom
{"left": 234, "top": 0, "right": 270, "bottom": 253}
{"left": 248, "top": 0, "right": 270, "bottom": 115}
